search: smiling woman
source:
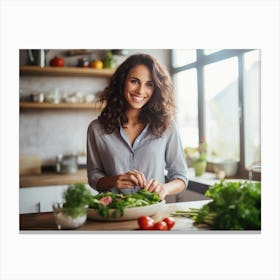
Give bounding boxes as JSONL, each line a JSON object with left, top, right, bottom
{"left": 87, "top": 53, "right": 188, "bottom": 201}
{"left": 123, "top": 64, "right": 155, "bottom": 111}
{"left": 122, "top": 64, "right": 155, "bottom": 145}
{"left": 98, "top": 53, "right": 175, "bottom": 137}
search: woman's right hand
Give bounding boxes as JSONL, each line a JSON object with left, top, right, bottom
{"left": 114, "top": 170, "right": 147, "bottom": 189}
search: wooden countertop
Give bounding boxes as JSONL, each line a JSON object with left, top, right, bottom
{"left": 20, "top": 168, "right": 87, "bottom": 187}
{"left": 20, "top": 168, "right": 217, "bottom": 188}
{"left": 20, "top": 200, "right": 211, "bottom": 231}
{"left": 19, "top": 167, "right": 248, "bottom": 189}
{"left": 20, "top": 168, "right": 215, "bottom": 188}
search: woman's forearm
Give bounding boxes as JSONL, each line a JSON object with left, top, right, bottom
{"left": 96, "top": 176, "right": 118, "bottom": 192}
{"left": 164, "top": 179, "right": 186, "bottom": 196}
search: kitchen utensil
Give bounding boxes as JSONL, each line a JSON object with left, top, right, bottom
{"left": 248, "top": 162, "right": 261, "bottom": 181}
{"left": 56, "top": 154, "right": 78, "bottom": 174}
{"left": 77, "top": 57, "right": 90, "bottom": 67}
{"left": 27, "top": 49, "right": 46, "bottom": 67}
{"left": 32, "top": 91, "right": 45, "bottom": 103}
{"left": 45, "top": 88, "right": 61, "bottom": 104}
{"left": 50, "top": 56, "right": 64, "bottom": 67}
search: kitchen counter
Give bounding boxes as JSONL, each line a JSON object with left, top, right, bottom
{"left": 20, "top": 168, "right": 217, "bottom": 188}
{"left": 20, "top": 200, "right": 211, "bottom": 231}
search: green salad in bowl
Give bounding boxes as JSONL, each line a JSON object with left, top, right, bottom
{"left": 88, "top": 190, "right": 164, "bottom": 221}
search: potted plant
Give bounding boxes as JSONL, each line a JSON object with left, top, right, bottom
{"left": 184, "top": 140, "right": 207, "bottom": 176}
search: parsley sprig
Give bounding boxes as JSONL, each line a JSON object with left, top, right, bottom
{"left": 62, "top": 183, "right": 92, "bottom": 218}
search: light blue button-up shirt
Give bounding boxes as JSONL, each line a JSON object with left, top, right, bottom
{"left": 87, "top": 119, "right": 188, "bottom": 195}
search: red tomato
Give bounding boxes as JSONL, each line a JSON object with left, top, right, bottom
{"left": 163, "top": 217, "right": 176, "bottom": 230}
{"left": 50, "top": 56, "right": 64, "bottom": 67}
{"left": 153, "top": 221, "right": 168, "bottom": 230}
{"left": 138, "top": 215, "right": 154, "bottom": 230}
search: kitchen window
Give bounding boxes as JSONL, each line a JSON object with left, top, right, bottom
{"left": 171, "top": 49, "right": 261, "bottom": 178}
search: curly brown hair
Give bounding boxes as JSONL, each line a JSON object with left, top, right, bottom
{"left": 98, "top": 53, "right": 175, "bottom": 137}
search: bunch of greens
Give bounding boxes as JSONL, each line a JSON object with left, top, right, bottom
{"left": 63, "top": 183, "right": 92, "bottom": 218}
{"left": 172, "top": 180, "right": 261, "bottom": 230}
{"left": 88, "top": 189, "right": 161, "bottom": 218}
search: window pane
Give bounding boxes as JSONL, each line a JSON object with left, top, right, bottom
{"left": 204, "top": 57, "right": 240, "bottom": 161}
{"left": 243, "top": 50, "right": 261, "bottom": 167}
{"left": 172, "top": 49, "right": 196, "bottom": 67}
{"left": 203, "top": 49, "right": 222, "bottom": 55}
{"left": 173, "top": 69, "right": 198, "bottom": 148}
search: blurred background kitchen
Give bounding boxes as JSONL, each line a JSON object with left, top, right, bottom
{"left": 19, "top": 49, "right": 261, "bottom": 213}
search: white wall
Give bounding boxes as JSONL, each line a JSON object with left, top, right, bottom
{"left": 19, "top": 49, "right": 170, "bottom": 166}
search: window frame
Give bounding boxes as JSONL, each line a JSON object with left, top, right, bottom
{"left": 170, "top": 49, "right": 260, "bottom": 179}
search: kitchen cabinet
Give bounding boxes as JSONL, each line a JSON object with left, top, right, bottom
{"left": 19, "top": 185, "right": 69, "bottom": 214}
{"left": 19, "top": 169, "right": 97, "bottom": 214}
{"left": 19, "top": 183, "right": 98, "bottom": 214}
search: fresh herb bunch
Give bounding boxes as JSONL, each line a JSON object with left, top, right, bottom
{"left": 172, "top": 180, "right": 261, "bottom": 230}
{"left": 63, "top": 183, "right": 92, "bottom": 218}
{"left": 89, "top": 189, "right": 161, "bottom": 219}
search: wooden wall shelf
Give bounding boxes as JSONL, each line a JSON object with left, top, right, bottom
{"left": 20, "top": 101, "right": 105, "bottom": 110}
{"left": 20, "top": 65, "right": 115, "bottom": 78}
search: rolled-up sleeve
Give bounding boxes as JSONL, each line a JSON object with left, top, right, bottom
{"left": 165, "top": 123, "right": 188, "bottom": 188}
{"left": 86, "top": 121, "right": 106, "bottom": 189}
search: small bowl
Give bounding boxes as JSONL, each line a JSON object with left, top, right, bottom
{"left": 52, "top": 203, "right": 88, "bottom": 230}
{"left": 211, "top": 159, "right": 239, "bottom": 177}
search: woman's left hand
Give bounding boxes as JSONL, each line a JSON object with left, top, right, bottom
{"left": 144, "top": 178, "right": 168, "bottom": 200}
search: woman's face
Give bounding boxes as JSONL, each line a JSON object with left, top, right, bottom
{"left": 123, "top": 64, "right": 155, "bottom": 111}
